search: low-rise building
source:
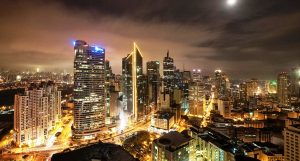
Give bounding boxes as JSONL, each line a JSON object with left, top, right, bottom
{"left": 152, "top": 131, "right": 192, "bottom": 161}
{"left": 151, "top": 111, "right": 175, "bottom": 133}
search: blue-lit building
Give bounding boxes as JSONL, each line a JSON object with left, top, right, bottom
{"left": 72, "top": 40, "right": 106, "bottom": 140}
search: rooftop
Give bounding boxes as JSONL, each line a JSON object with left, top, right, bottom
{"left": 154, "top": 111, "right": 175, "bottom": 120}
{"left": 155, "top": 131, "right": 192, "bottom": 152}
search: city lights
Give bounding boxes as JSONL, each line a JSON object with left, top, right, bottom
{"left": 0, "top": 1, "right": 299, "bottom": 160}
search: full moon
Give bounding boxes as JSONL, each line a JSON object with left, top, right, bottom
{"left": 227, "top": 0, "right": 237, "bottom": 6}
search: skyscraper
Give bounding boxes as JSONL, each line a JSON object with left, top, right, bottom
{"left": 214, "top": 70, "right": 230, "bottom": 97}
{"left": 14, "top": 82, "right": 61, "bottom": 147}
{"left": 192, "top": 69, "right": 201, "bottom": 82}
{"left": 105, "top": 60, "right": 114, "bottom": 117}
{"left": 246, "top": 79, "right": 258, "bottom": 101}
{"left": 73, "top": 40, "right": 106, "bottom": 140}
{"left": 290, "top": 68, "right": 300, "bottom": 98}
{"left": 146, "top": 61, "right": 160, "bottom": 109}
{"left": 277, "top": 72, "right": 290, "bottom": 107}
{"left": 122, "top": 43, "right": 145, "bottom": 121}
{"left": 163, "top": 51, "right": 175, "bottom": 95}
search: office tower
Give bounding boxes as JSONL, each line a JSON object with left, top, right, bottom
{"left": 217, "top": 97, "right": 232, "bottom": 119}
{"left": 214, "top": 70, "right": 230, "bottom": 97}
{"left": 182, "top": 70, "right": 191, "bottom": 97}
{"left": 174, "top": 69, "right": 183, "bottom": 89}
{"left": 105, "top": 60, "right": 113, "bottom": 82}
{"left": 105, "top": 60, "right": 113, "bottom": 117}
{"left": 189, "top": 81, "right": 204, "bottom": 116}
{"left": 152, "top": 131, "right": 192, "bottom": 161}
{"left": 163, "top": 51, "right": 175, "bottom": 95}
{"left": 246, "top": 79, "right": 258, "bottom": 101}
{"left": 147, "top": 61, "right": 160, "bottom": 109}
{"left": 277, "top": 72, "right": 290, "bottom": 107}
{"left": 284, "top": 124, "right": 300, "bottom": 161}
{"left": 290, "top": 68, "right": 300, "bottom": 98}
{"left": 239, "top": 82, "right": 247, "bottom": 101}
{"left": 122, "top": 43, "right": 145, "bottom": 121}
{"left": 14, "top": 82, "right": 61, "bottom": 147}
{"left": 192, "top": 69, "right": 201, "bottom": 82}
{"left": 73, "top": 40, "right": 106, "bottom": 140}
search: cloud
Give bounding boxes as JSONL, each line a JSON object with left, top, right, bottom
{"left": 0, "top": 0, "right": 300, "bottom": 79}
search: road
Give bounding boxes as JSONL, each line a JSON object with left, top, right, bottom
{"left": 0, "top": 114, "right": 151, "bottom": 161}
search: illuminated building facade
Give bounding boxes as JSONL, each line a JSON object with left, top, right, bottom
{"left": 159, "top": 84, "right": 171, "bottom": 110}
{"left": 284, "top": 124, "right": 300, "bottom": 161}
{"left": 277, "top": 72, "right": 290, "bottom": 107}
{"left": 214, "top": 70, "right": 230, "bottom": 98}
{"left": 105, "top": 60, "right": 114, "bottom": 116}
{"left": 151, "top": 111, "right": 175, "bottom": 132}
{"left": 182, "top": 71, "right": 191, "bottom": 110}
{"left": 190, "top": 128, "right": 236, "bottom": 161}
{"left": 246, "top": 79, "right": 258, "bottom": 101}
{"left": 290, "top": 68, "right": 300, "bottom": 96}
{"left": 239, "top": 82, "right": 247, "bottom": 101}
{"left": 152, "top": 131, "right": 192, "bottom": 161}
{"left": 147, "top": 61, "right": 160, "bottom": 109}
{"left": 217, "top": 97, "right": 232, "bottom": 119}
{"left": 14, "top": 82, "right": 61, "bottom": 147}
{"left": 122, "top": 43, "right": 145, "bottom": 121}
{"left": 189, "top": 81, "right": 205, "bottom": 116}
{"left": 163, "top": 51, "right": 175, "bottom": 99}
{"left": 73, "top": 40, "right": 106, "bottom": 140}
{"left": 192, "top": 69, "right": 202, "bottom": 82}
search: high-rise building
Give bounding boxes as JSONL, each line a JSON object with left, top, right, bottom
{"left": 147, "top": 61, "right": 160, "bottom": 109}
{"left": 239, "top": 82, "right": 247, "bottom": 101}
{"left": 182, "top": 70, "right": 191, "bottom": 97}
{"left": 290, "top": 68, "right": 300, "bottom": 98}
{"left": 277, "top": 72, "right": 290, "bottom": 107}
{"left": 14, "top": 82, "right": 61, "bottom": 147}
{"left": 192, "top": 69, "right": 202, "bottom": 82}
{"left": 122, "top": 43, "right": 145, "bottom": 121}
{"left": 217, "top": 97, "right": 232, "bottom": 119}
{"left": 214, "top": 70, "right": 230, "bottom": 97}
{"left": 163, "top": 51, "right": 175, "bottom": 95}
{"left": 189, "top": 81, "right": 204, "bottom": 116}
{"left": 105, "top": 60, "right": 114, "bottom": 117}
{"left": 73, "top": 40, "right": 106, "bottom": 140}
{"left": 246, "top": 79, "right": 258, "bottom": 101}
{"left": 284, "top": 124, "right": 300, "bottom": 161}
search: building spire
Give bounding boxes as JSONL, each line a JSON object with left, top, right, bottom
{"left": 167, "top": 50, "right": 169, "bottom": 57}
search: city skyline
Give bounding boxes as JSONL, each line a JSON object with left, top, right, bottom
{"left": 2, "top": 1, "right": 300, "bottom": 161}
{"left": 1, "top": 0, "right": 300, "bottom": 79}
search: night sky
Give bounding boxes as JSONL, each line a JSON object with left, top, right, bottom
{"left": 1, "top": 0, "right": 300, "bottom": 79}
